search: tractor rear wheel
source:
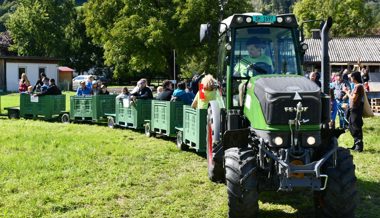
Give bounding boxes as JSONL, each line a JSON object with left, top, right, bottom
{"left": 225, "top": 147, "right": 258, "bottom": 218}
{"left": 206, "top": 103, "right": 224, "bottom": 183}
{"left": 314, "top": 147, "right": 358, "bottom": 218}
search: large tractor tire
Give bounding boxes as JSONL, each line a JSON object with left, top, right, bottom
{"left": 225, "top": 147, "right": 259, "bottom": 218}
{"left": 206, "top": 101, "right": 225, "bottom": 183}
{"left": 314, "top": 146, "right": 358, "bottom": 218}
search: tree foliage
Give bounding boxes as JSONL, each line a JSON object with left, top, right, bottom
{"left": 252, "top": 0, "right": 297, "bottom": 14}
{"left": 5, "top": 0, "right": 104, "bottom": 74}
{"left": 0, "top": 0, "right": 17, "bottom": 32}
{"left": 6, "top": 0, "right": 76, "bottom": 57}
{"left": 84, "top": 0, "right": 252, "bottom": 80}
{"left": 293, "top": 0, "right": 374, "bottom": 37}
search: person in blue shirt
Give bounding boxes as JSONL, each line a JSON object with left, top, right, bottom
{"left": 76, "top": 81, "right": 91, "bottom": 96}
{"left": 172, "top": 81, "right": 194, "bottom": 105}
{"left": 86, "top": 75, "right": 95, "bottom": 90}
{"left": 40, "top": 77, "right": 49, "bottom": 92}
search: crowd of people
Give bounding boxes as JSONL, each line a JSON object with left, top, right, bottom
{"left": 308, "top": 66, "right": 371, "bottom": 152}
{"left": 115, "top": 74, "right": 218, "bottom": 110}
{"left": 18, "top": 73, "right": 61, "bottom": 96}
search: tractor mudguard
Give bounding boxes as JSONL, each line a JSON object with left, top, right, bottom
{"left": 222, "top": 128, "right": 250, "bottom": 150}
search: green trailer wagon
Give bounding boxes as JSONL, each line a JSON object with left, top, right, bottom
{"left": 107, "top": 99, "right": 152, "bottom": 129}
{"left": 62, "top": 95, "right": 115, "bottom": 123}
{"left": 5, "top": 94, "right": 66, "bottom": 120}
{"left": 144, "top": 100, "right": 184, "bottom": 137}
{"left": 176, "top": 105, "right": 207, "bottom": 153}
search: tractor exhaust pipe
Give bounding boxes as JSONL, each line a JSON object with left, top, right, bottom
{"left": 320, "top": 17, "right": 333, "bottom": 125}
{"left": 321, "top": 17, "right": 333, "bottom": 95}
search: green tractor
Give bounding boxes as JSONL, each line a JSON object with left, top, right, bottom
{"left": 200, "top": 13, "right": 358, "bottom": 218}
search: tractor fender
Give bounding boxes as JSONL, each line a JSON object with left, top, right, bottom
{"left": 208, "top": 100, "right": 221, "bottom": 143}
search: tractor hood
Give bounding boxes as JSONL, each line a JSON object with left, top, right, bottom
{"left": 253, "top": 76, "right": 321, "bottom": 125}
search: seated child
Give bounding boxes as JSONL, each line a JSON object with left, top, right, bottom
{"left": 191, "top": 74, "right": 218, "bottom": 109}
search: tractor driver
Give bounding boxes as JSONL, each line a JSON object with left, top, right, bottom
{"left": 233, "top": 37, "right": 273, "bottom": 106}
{"left": 234, "top": 37, "right": 273, "bottom": 77}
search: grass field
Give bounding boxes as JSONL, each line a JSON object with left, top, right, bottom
{"left": 0, "top": 93, "right": 379, "bottom": 217}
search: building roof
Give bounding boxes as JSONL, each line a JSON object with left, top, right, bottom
{"left": 58, "top": 66, "right": 74, "bottom": 72}
{"left": 0, "top": 55, "right": 62, "bottom": 63}
{"left": 304, "top": 37, "right": 380, "bottom": 63}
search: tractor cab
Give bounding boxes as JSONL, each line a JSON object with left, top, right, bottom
{"left": 207, "top": 13, "right": 308, "bottom": 108}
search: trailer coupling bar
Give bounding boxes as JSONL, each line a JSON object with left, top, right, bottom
{"left": 258, "top": 143, "right": 337, "bottom": 178}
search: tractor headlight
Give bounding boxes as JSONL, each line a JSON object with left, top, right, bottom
{"left": 277, "top": 17, "right": 284, "bottom": 23}
{"left": 246, "top": 17, "right": 252, "bottom": 23}
{"left": 285, "top": 16, "right": 293, "bottom": 23}
{"left": 236, "top": 16, "right": 243, "bottom": 24}
{"left": 273, "top": 136, "right": 284, "bottom": 146}
{"left": 307, "top": 136, "right": 316, "bottom": 146}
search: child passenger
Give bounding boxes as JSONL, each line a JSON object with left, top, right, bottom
{"left": 191, "top": 74, "right": 218, "bottom": 109}
{"left": 116, "top": 87, "right": 130, "bottom": 100}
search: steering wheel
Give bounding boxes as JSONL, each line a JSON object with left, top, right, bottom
{"left": 248, "top": 62, "right": 272, "bottom": 75}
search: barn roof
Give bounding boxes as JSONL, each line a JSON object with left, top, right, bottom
{"left": 304, "top": 37, "right": 380, "bottom": 63}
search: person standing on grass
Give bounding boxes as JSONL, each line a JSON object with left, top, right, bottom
{"left": 344, "top": 71, "right": 365, "bottom": 152}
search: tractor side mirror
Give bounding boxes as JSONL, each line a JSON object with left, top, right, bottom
{"left": 200, "top": 23, "right": 212, "bottom": 43}
{"left": 300, "top": 43, "right": 308, "bottom": 65}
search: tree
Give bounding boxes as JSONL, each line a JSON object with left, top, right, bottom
{"left": 64, "top": 7, "right": 107, "bottom": 74}
{"left": 0, "top": 0, "right": 17, "bottom": 32}
{"left": 84, "top": 0, "right": 252, "bottom": 80}
{"left": 6, "top": 0, "right": 76, "bottom": 57}
{"left": 293, "top": 0, "right": 374, "bottom": 37}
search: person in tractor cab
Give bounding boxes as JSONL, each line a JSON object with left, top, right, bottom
{"left": 191, "top": 74, "right": 218, "bottom": 109}
{"left": 234, "top": 37, "right": 273, "bottom": 77}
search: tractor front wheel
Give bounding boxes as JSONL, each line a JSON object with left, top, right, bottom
{"left": 314, "top": 147, "right": 358, "bottom": 218}
{"left": 225, "top": 147, "right": 259, "bottom": 218}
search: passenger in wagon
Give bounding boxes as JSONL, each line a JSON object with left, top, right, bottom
{"left": 172, "top": 81, "right": 194, "bottom": 105}
{"left": 35, "top": 79, "right": 61, "bottom": 96}
{"left": 131, "top": 79, "right": 153, "bottom": 100}
{"left": 99, "top": 84, "right": 110, "bottom": 95}
{"left": 191, "top": 74, "right": 217, "bottom": 109}
{"left": 156, "top": 80, "right": 174, "bottom": 101}
{"left": 116, "top": 87, "right": 130, "bottom": 100}
{"left": 76, "top": 81, "right": 91, "bottom": 96}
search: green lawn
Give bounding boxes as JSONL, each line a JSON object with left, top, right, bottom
{"left": 0, "top": 93, "right": 379, "bottom": 217}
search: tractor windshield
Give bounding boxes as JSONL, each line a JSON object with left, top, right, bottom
{"left": 232, "top": 26, "right": 300, "bottom": 78}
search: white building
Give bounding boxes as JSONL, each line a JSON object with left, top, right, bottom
{"left": 0, "top": 56, "right": 61, "bottom": 92}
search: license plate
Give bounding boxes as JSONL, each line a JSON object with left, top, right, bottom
{"left": 253, "top": 15, "right": 276, "bottom": 24}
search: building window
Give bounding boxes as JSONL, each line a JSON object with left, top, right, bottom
{"left": 18, "top": 67, "right": 26, "bottom": 78}
{"left": 39, "top": 67, "right": 46, "bottom": 75}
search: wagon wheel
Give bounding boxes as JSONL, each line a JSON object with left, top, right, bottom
{"left": 144, "top": 123, "right": 152, "bottom": 137}
{"left": 176, "top": 131, "right": 188, "bottom": 151}
{"left": 107, "top": 117, "right": 115, "bottom": 129}
{"left": 61, "top": 113, "right": 70, "bottom": 123}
